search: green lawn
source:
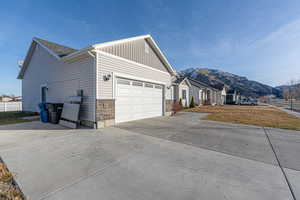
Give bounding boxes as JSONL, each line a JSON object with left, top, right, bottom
{"left": 0, "top": 111, "right": 39, "bottom": 126}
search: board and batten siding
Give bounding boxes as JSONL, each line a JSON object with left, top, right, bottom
{"left": 22, "top": 44, "right": 96, "bottom": 122}
{"left": 98, "top": 39, "right": 169, "bottom": 74}
{"left": 96, "top": 52, "right": 172, "bottom": 101}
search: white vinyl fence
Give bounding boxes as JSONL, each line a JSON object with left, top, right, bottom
{"left": 0, "top": 102, "right": 22, "bottom": 112}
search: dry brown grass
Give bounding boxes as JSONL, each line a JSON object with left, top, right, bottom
{"left": 0, "top": 161, "right": 25, "bottom": 200}
{"left": 186, "top": 105, "right": 300, "bottom": 131}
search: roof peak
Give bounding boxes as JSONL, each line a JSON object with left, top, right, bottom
{"left": 33, "top": 37, "right": 77, "bottom": 57}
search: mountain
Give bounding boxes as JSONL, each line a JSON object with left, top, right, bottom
{"left": 179, "top": 68, "right": 281, "bottom": 97}
{"left": 275, "top": 83, "right": 300, "bottom": 99}
{"left": 275, "top": 83, "right": 300, "bottom": 92}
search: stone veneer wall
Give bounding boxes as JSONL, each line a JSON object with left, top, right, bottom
{"left": 165, "top": 100, "right": 174, "bottom": 112}
{"left": 96, "top": 99, "right": 115, "bottom": 121}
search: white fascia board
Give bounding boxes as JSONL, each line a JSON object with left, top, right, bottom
{"left": 19, "top": 39, "right": 95, "bottom": 79}
{"left": 33, "top": 37, "right": 94, "bottom": 62}
{"left": 146, "top": 35, "right": 177, "bottom": 76}
{"left": 60, "top": 46, "right": 94, "bottom": 61}
{"left": 92, "top": 35, "right": 150, "bottom": 49}
{"left": 179, "top": 77, "right": 192, "bottom": 87}
{"left": 92, "top": 34, "right": 177, "bottom": 76}
{"left": 33, "top": 38, "right": 61, "bottom": 60}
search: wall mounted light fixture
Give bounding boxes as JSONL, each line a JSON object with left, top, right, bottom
{"left": 103, "top": 74, "right": 111, "bottom": 81}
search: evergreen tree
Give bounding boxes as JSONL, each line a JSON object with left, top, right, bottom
{"left": 190, "top": 96, "right": 195, "bottom": 108}
{"left": 179, "top": 98, "right": 183, "bottom": 107}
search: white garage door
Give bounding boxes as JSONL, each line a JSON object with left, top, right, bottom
{"left": 115, "top": 78, "right": 163, "bottom": 123}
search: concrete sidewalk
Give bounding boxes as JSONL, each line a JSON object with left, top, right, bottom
{"left": 274, "top": 106, "right": 300, "bottom": 118}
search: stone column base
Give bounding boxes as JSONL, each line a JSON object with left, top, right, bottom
{"left": 165, "top": 111, "right": 173, "bottom": 116}
{"left": 97, "top": 119, "right": 115, "bottom": 128}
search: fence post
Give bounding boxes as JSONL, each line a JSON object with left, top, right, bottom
{"left": 4, "top": 102, "right": 6, "bottom": 112}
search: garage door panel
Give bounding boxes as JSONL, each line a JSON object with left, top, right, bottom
{"left": 115, "top": 78, "right": 163, "bottom": 123}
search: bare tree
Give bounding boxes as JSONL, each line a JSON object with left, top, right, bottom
{"left": 285, "top": 79, "right": 300, "bottom": 110}
{"left": 296, "top": 79, "right": 300, "bottom": 100}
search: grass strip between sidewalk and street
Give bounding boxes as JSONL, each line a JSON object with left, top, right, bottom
{"left": 186, "top": 105, "right": 300, "bottom": 131}
{"left": 0, "top": 111, "right": 39, "bottom": 126}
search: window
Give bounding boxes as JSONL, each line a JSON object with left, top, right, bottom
{"left": 41, "top": 86, "right": 47, "bottom": 102}
{"left": 145, "top": 83, "right": 153, "bottom": 88}
{"left": 145, "top": 41, "right": 150, "bottom": 54}
{"left": 117, "top": 79, "right": 130, "bottom": 85}
{"left": 155, "top": 85, "right": 162, "bottom": 89}
{"left": 132, "top": 81, "right": 143, "bottom": 87}
{"left": 182, "top": 89, "right": 187, "bottom": 99}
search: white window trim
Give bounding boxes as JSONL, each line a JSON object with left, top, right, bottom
{"left": 182, "top": 89, "right": 187, "bottom": 100}
{"left": 40, "top": 83, "right": 48, "bottom": 102}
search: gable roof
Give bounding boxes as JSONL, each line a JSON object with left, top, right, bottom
{"left": 188, "top": 78, "right": 213, "bottom": 89}
{"left": 174, "top": 76, "right": 222, "bottom": 91}
{"left": 18, "top": 35, "right": 176, "bottom": 79}
{"left": 34, "top": 38, "right": 77, "bottom": 57}
{"left": 93, "top": 35, "right": 176, "bottom": 75}
{"left": 173, "top": 77, "right": 191, "bottom": 87}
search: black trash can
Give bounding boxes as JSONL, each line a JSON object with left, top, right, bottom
{"left": 47, "top": 103, "right": 64, "bottom": 124}
{"left": 49, "top": 111, "right": 59, "bottom": 124}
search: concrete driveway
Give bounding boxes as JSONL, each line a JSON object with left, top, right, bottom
{"left": 0, "top": 113, "right": 299, "bottom": 200}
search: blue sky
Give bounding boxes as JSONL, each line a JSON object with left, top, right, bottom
{"left": 1, "top": 0, "right": 300, "bottom": 95}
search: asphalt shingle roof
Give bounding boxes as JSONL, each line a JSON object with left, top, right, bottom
{"left": 34, "top": 38, "right": 77, "bottom": 57}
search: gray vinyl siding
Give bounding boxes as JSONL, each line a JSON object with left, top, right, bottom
{"left": 173, "top": 85, "right": 179, "bottom": 102}
{"left": 189, "top": 85, "right": 201, "bottom": 105}
{"left": 96, "top": 52, "right": 172, "bottom": 100}
{"left": 98, "top": 39, "right": 168, "bottom": 73}
{"left": 22, "top": 44, "right": 96, "bottom": 122}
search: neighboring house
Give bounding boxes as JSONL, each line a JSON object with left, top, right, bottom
{"left": 173, "top": 77, "right": 191, "bottom": 107}
{"left": 220, "top": 86, "right": 227, "bottom": 105}
{"left": 12, "top": 96, "right": 22, "bottom": 102}
{"left": 173, "top": 77, "right": 222, "bottom": 106}
{"left": 0, "top": 96, "right": 13, "bottom": 102}
{"left": 226, "top": 89, "right": 241, "bottom": 104}
{"left": 18, "top": 35, "right": 177, "bottom": 128}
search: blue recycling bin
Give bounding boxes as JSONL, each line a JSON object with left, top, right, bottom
{"left": 39, "top": 103, "right": 49, "bottom": 122}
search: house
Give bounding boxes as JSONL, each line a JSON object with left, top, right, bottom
{"left": 173, "top": 77, "right": 191, "bottom": 107}
{"left": 173, "top": 77, "right": 223, "bottom": 106}
{"left": 0, "top": 96, "right": 13, "bottom": 102}
{"left": 12, "top": 96, "right": 22, "bottom": 102}
{"left": 220, "top": 86, "right": 227, "bottom": 105}
{"left": 226, "top": 89, "right": 241, "bottom": 105}
{"left": 18, "top": 35, "right": 177, "bottom": 128}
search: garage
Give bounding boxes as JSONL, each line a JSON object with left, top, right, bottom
{"left": 115, "top": 77, "right": 163, "bottom": 123}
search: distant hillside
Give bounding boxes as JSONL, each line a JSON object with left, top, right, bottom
{"left": 275, "top": 83, "right": 300, "bottom": 92}
{"left": 179, "top": 68, "right": 281, "bottom": 97}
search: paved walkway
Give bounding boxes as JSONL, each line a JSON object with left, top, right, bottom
{"left": 277, "top": 107, "right": 300, "bottom": 118}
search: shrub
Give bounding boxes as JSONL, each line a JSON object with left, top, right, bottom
{"left": 203, "top": 99, "right": 211, "bottom": 105}
{"left": 190, "top": 96, "right": 195, "bottom": 108}
{"left": 172, "top": 102, "right": 183, "bottom": 114}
